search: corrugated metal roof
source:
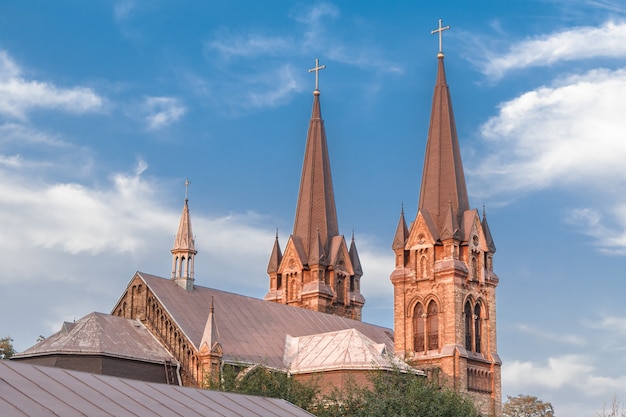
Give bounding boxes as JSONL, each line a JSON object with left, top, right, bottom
{"left": 139, "top": 272, "right": 394, "bottom": 369}
{"left": 14, "top": 312, "right": 174, "bottom": 364}
{"left": 0, "top": 360, "right": 314, "bottom": 417}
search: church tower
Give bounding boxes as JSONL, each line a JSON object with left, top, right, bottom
{"left": 171, "top": 178, "right": 197, "bottom": 292}
{"left": 390, "top": 21, "right": 502, "bottom": 415}
{"left": 265, "top": 59, "right": 365, "bottom": 320}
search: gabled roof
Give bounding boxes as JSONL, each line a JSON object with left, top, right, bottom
{"left": 292, "top": 91, "right": 339, "bottom": 258}
{"left": 137, "top": 272, "right": 393, "bottom": 369}
{"left": 284, "top": 328, "right": 414, "bottom": 375}
{"left": 0, "top": 360, "right": 314, "bottom": 417}
{"left": 14, "top": 312, "right": 173, "bottom": 364}
{"left": 418, "top": 54, "right": 470, "bottom": 236}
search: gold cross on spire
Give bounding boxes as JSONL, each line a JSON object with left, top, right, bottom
{"left": 431, "top": 19, "right": 450, "bottom": 54}
{"left": 184, "top": 177, "right": 191, "bottom": 201}
{"left": 308, "top": 58, "right": 326, "bottom": 92}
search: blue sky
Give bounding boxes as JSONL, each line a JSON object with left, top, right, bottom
{"left": 1, "top": 1, "right": 626, "bottom": 415}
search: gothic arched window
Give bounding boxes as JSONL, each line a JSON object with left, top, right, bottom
{"left": 427, "top": 301, "right": 439, "bottom": 350}
{"left": 471, "top": 255, "right": 478, "bottom": 281}
{"left": 474, "top": 303, "right": 482, "bottom": 353}
{"left": 413, "top": 303, "right": 425, "bottom": 352}
{"left": 336, "top": 277, "right": 345, "bottom": 305}
{"left": 420, "top": 255, "right": 428, "bottom": 278}
{"left": 290, "top": 279, "right": 296, "bottom": 300}
{"left": 464, "top": 301, "right": 472, "bottom": 351}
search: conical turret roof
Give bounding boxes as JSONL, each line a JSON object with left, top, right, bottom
{"left": 172, "top": 199, "right": 196, "bottom": 253}
{"left": 392, "top": 207, "right": 410, "bottom": 250}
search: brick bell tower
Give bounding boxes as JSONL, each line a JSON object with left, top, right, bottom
{"left": 390, "top": 21, "right": 502, "bottom": 416}
{"left": 265, "top": 59, "right": 365, "bottom": 320}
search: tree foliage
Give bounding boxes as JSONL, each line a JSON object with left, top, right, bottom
{"left": 0, "top": 336, "right": 15, "bottom": 359}
{"left": 503, "top": 394, "right": 554, "bottom": 417}
{"left": 206, "top": 364, "right": 481, "bottom": 417}
{"left": 205, "top": 364, "right": 319, "bottom": 411}
{"left": 314, "top": 369, "right": 481, "bottom": 417}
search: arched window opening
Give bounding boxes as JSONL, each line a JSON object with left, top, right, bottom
{"left": 413, "top": 303, "right": 425, "bottom": 352}
{"left": 474, "top": 303, "right": 482, "bottom": 353}
{"left": 290, "top": 279, "right": 297, "bottom": 301}
{"left": 464, "top": 301, "right": 472, "bottom": 351}
{"left": 336, "top": 277, "right": 345, "bottom": 305}
{"left": 427, "top": 301, "right": 439, "bottom": 350}
{"left": 276, "top": 274, "right": 282, "bottom": 289}
{"left": 471, "top": 256, "right": 478, "bottom": 280}
{"left": 420, "top": 255, "right": 428, "bottom": 278}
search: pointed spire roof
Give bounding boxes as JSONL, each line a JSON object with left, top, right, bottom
{"left": 482, "top": 206, "right": 497, "bottom": 253}
{"left": 308, "top": 228, "right": 326, "bottom": 265}
{"left": 418, "top": 53, "right": 470, "bottom": 235}
{"left": 267, "top": 231, "right": 283, "bottom": 274}
{"left": 349, "top": 231, "right": 363, "bottom": 276}
{"left": 199, "top": 298, "right": 221, "bottom": 353}
{"left": 172, "top": 198, "right": 196, "bottom": 253}
{"left": 293, "top": 89, "right": 339, "bottom": 258}
{"left": 392, "top": 206, "right": 410, "bottom": 250}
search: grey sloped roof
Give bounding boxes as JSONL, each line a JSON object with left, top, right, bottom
{"left": 14, "top": 312, "right": 174, "bottom": 364}
{"left": 284, "top": 328, "right": 416, "bottom": 374}
{"left": 0, "top": 360, "right": 313, "bottom": 417}
{"left": 138, "top": 272, "right": 394, "bottom": 369}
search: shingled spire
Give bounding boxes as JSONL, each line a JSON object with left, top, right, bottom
{"left": 171, "top": 178, "right": 197, "bottom": 291}
{"left": 265, "top": 59, "right": 364, "bottom": 320}
{"left": 418, "top": 52, "right": 469, "bottom": 235}
{"left": 292, "top": 88, "right": 339, "bottom": 257}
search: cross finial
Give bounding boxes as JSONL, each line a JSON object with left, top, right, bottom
{"left": 308, "top": 58, "right": 326, "bottom": 92}
{"left": 431, "top": 19, "right": 450, "bottom": 55}
{"left": 184, "top": 178, "right": 191, "bottom": 201}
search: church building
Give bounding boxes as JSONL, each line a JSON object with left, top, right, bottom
{"left": 14, "top": 21, "right": 502, "bottom": 416}
{"left": 390, "top": 20, "right": 502, "bottom": 415}
{"left": 264, "top": 59, "right": 365, "bottom": 321}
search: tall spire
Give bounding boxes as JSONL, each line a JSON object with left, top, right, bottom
{"left": 418, "top": 51, "right": 469, "bottom": 235}
{"left": 292, "top": 62, "right": 339, "bottom": 257}
{"left": 265, "top": 59, "right": 365, "bottom": 320}
{"left": 171, "top": 179, "right": 197, "bottom": 291}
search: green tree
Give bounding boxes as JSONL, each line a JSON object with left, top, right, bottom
{"left": 206, "top": 363, "right": 481, "bottom": 416}
{"left": 503, "top": 394, "right": 554, "bottom": 417}
{"left": 206, "top": 364, "right": 319, "bottom": 411}
{"left": 314, "top": 368, "right": 481, "bottom": 417}
{"left": 0, "top": 336, "right": 15, "bottom": 359}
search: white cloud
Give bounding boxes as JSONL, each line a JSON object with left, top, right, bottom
{"left": 247, "top": 64, "right": 303, "bottom": 108}
{"left": 471, "top": 67, "right": 626, "bottom": 253}
{"left": 504, "top": 354, "right": 626, "bottom": 397}
{"left": 516, "top": 323, "right": 587, "bottom": 346}
{"left": 587, "top": 315, "right": 626, "bottom": 335}
{"left": 472, "top": 67, "right": 626, "bottom": 194}
{"left": 208, "top": 33, "right": 294, "bottom": 59}
{"left": 141, "top": 96, "right": 186, "bottom": 130}
{"left": 482, "top": 20, "right": 626, "bottom": 79}
{"left": 200, "top": 3, "right": 402, "bottom": 113}
{"left": 0, "top": 51, "right": 104, "bottom": 120}
{"left": 566, "top": 207, "right": 626, "bottom": 255}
